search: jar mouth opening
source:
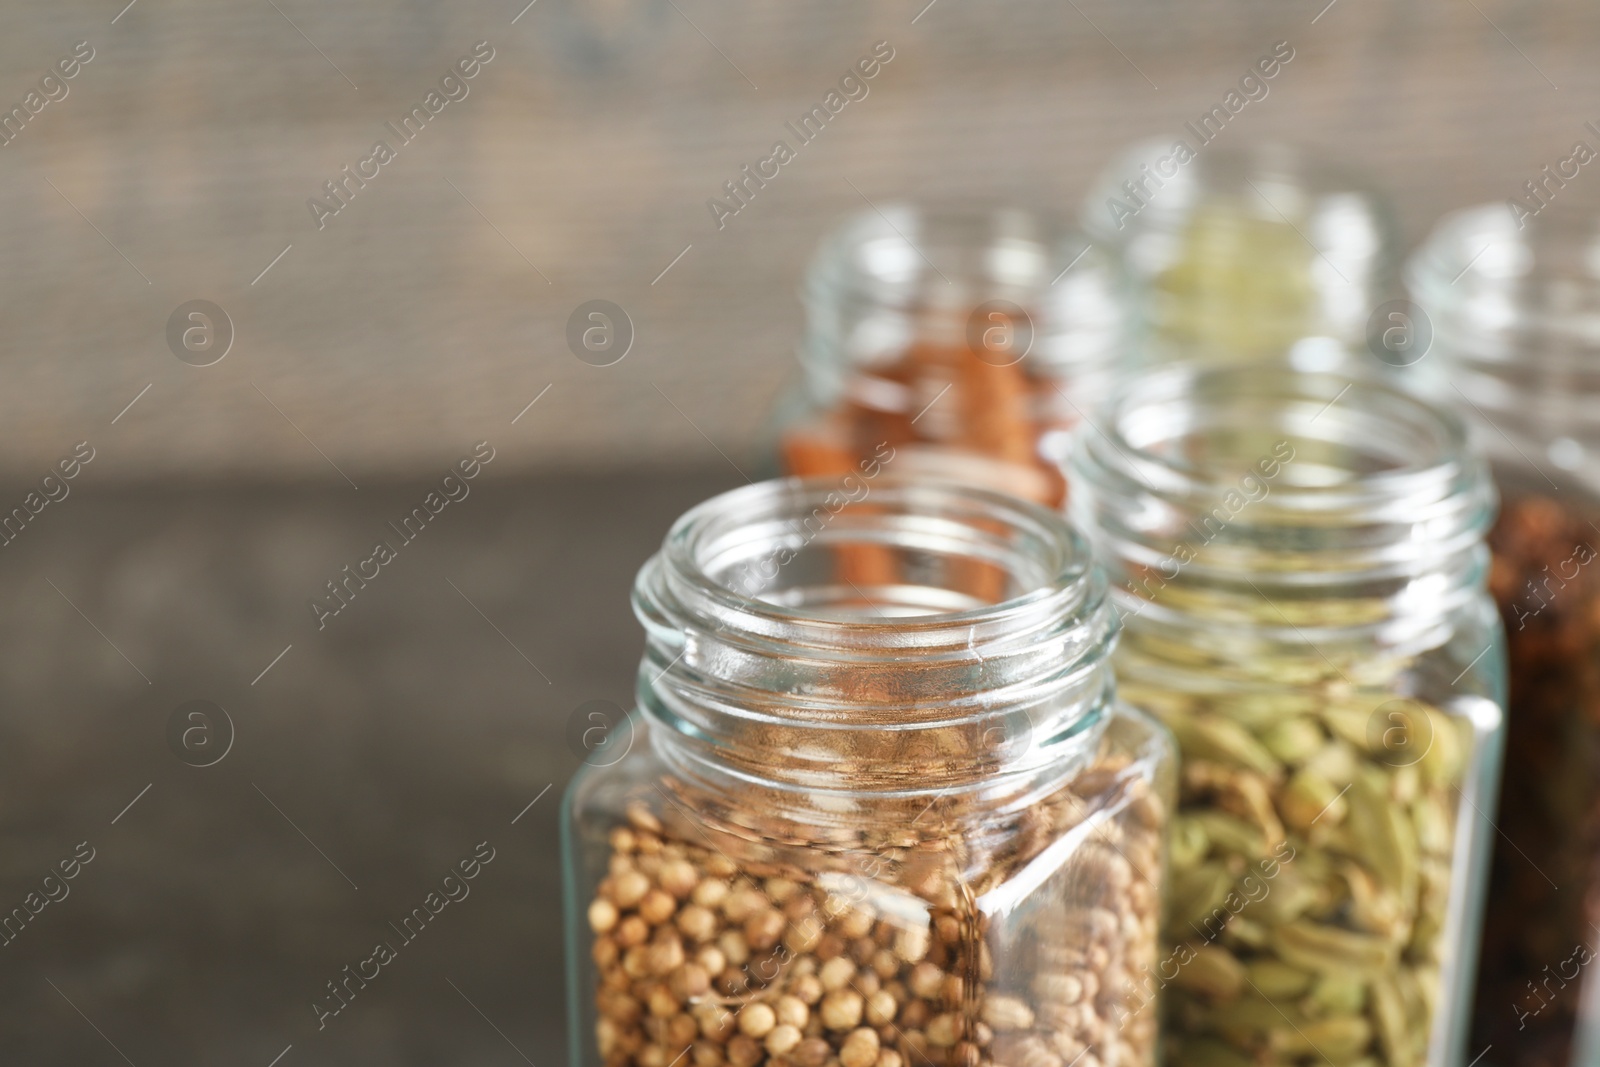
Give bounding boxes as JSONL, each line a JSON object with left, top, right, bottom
{"left": 1409, "top": 201, "right": 1600, "bottom": 299}
{"left": 1080, "top": 139, "right": 1394, "bottom": 265}
{"left": 805, "top": 204, "right": 1088, "bottom": 305}
{"left": 1077, "top": 365, "right": 1473, "bottom": 511}
{"left": 656, "top": 478, "right": 1098, "bottom": 649}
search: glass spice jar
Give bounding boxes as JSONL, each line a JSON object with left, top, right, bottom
{"left": 1408, "top": 201, "right": 1600, "bottom": 1067}
{"left": 779, "top": 205, "right": 1121, "bottom": 508}
{"left": 562, "top": 478, "right": 1176, "bottom": 1067}
{"left": 1067, "top": 365, "right": 1506, "bottom": 1067}
{"left": 1080, "top": 140, "right": 1398, "bottom": 370}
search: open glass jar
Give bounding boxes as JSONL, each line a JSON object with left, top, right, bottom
{"left": 1409, "top": 202, "right": 1600, "bottom": 1067}
{"left": 779, "top": 206, "right": 1121, "bottom": 508}
{"left": 563, "top": 479, "right": 1175, "bottom": 1067}
{"left": 1080, "top": 141, "right": 1397, "bottom": 369}
{"left": 1068, "top": 366, "right": 1506, "bottom": 1067}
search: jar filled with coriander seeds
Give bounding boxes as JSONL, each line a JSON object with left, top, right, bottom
{"left": 1069, "top": 366, "right": 1506, "bottom": 1067}
{"left": 563, "top": 479, "right": 1176, "bottom": 1067}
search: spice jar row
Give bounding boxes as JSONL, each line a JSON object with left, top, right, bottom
{"left": 565, "top": 366, "right": 1510, "bottom": 1067}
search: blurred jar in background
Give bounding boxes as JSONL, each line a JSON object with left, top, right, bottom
{"left": 1069, "top": 366, "right": 1505, "bottom": 1067}
{"left": 1410, "top": 201, "right": 1600, "bottom": 1067}
{"left": 780, "top": 206, "right": 1121, "bottom": 508}
{"left": 1081, "top": 140, "right": 1398, "bottom": 369}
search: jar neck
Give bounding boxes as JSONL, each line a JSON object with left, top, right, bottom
{"left": 799, "top": 205, "right": 1119, "bottom": 409}
{"left": 1409, "top": 201, "right": 1600, "bottom": 491}
{"left": 1068, "top": 366, "right": 1496, "bottom": 662}
{"left": 632, "top": 480, "right": 1116, "bottom": 821}
{"left": 1082, "top": 140, "right": 1398, "bottom": 356}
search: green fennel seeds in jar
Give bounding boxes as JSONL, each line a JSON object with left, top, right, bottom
{"left": 1068, "top": 366, "right": 1505, "bottom": 1067}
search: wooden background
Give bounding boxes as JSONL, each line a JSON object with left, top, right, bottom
{"left": 0, "top": 0, "right": 1593, "bottom": 481}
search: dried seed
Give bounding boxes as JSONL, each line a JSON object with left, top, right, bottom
{"left": 691, "top": 879, "right": 729, "bottom": 909}
{"left": 616, "top": 915, "right": 650, "bottom": 948}
{"left": 1177, "top": 714, "right": 1283, "bottom": 777}
{"left": 925, "top": 1013, "right": 961, "bottom": 1047}
{"left": 645, "top": 934, "right": 684, "bottom": 976}
{"left": 838, "top": 1028, "right": 880, "bottom": 1067}
{"left": 907, "top": 960, "right": 944, "bottom": 1000}
{"left": 820, "top": 989, "right": 865, "bottom": 1030}
{"left": 744, "top": 908, "right": 786, "bottom": 951}
{"left": 1258, "top": 716, "right": 1326, "bottom": 764}
{"left": 626, "top": 804, "right": 662, "bottom": 834}
{"left": 695, "top": 945, "right": 725, "bottom": 976}
{"left": 739, "top": 1003, "right": 777, "bottom": 1039}
{"left": 1345, "top": 772, "right": 1419, "bottom": 898}
{"left": 765, "top": 1023, "right": 803, "bottom": 1057}
{"left": 791, "top": 973, "right": 823, "bottom": 1005}
{"left": 725, "top": 1035, "right": 761, "bottom": 1067}
{"left": 1266, "top": 1014, "right": 1371, "bottom": 1058}
{"left": 589, "top": 898, "right": 620, "bottom": 934}
{"left": 1189, "top": 811, "right": 1268, "bottom": 859}
{"left": 893, "top": 924, "right": 930, "bottom": 963}
{"left": 614, "top": 871, "right": 652, "bottom": 910}
{"left": 1300, "top": 971, "right": 1366, "bottom": 1017}
{"left": 1272, "top": 919, "right": 1397, "bottom": 974}
{"left": 1170, "top": 816, "right": 1209, "bottom": 869}
{"left": 979, "top": 994, "right": 1035, "bottom": 1031}
{"left": 1169, "top": 944, "right": 1245, "bottom": 1000}
{"left": 793, "top": 1037, "right": 831, "bottom": 1067}
{"left": 648, "top": 985, "right": 678, "bottom": 1018}
{"left": 1279, "top": 768, "right": 1346, "bottom": 832}
{"left": 676, "top": 904, "right": 717, "bottom": 943}
{"left": 865, "top": 990, "right": 897, "bottom": 1026}
{"left": 1244, "top": 958, "right": 1314, "bottom": 999}
{"left": 717, "top": 930, "right": 750, "bottom": 966}
{"left": 1370, "top": 978, "right": 1412, "bottom": 1067}
{"left": 819, "top": 956, "right": 856, "bottom": 992}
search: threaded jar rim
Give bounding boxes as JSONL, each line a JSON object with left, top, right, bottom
{"left": 632, "top": 477, "right": 1118, "bottom": 798}
{"left": 1067, "top": 364, "right": 1496, "bottom": 646}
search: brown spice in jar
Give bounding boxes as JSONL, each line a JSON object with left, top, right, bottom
{"left": 1473, "top": 493, "right": 1600, "bottom": 1067}
{"left": 781, "top": 341, "right": 1070, "bottom": 509}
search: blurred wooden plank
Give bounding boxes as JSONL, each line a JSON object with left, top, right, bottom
{"left": 0, "top": 0, "right": 1591, "bottom": 477}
